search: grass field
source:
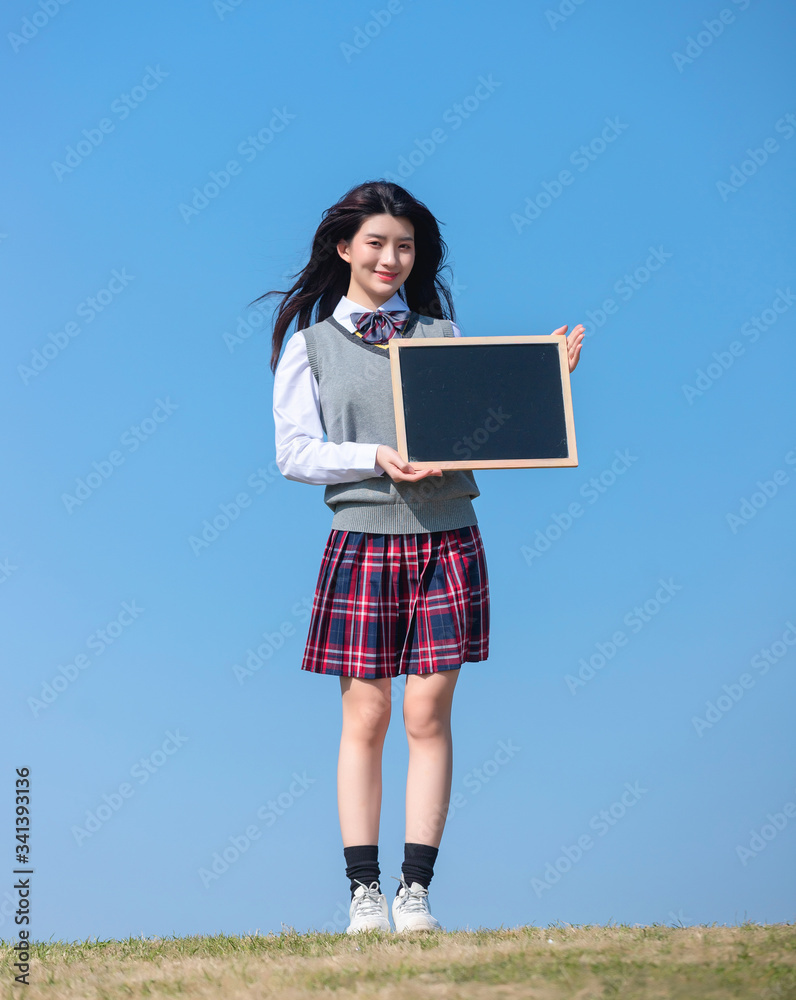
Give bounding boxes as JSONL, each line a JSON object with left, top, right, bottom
{"left": 2, "top": 923, "right": 795, "bottom": 998}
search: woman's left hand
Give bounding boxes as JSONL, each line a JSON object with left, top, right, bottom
{"left": 551, "top": 324, "right": 585, "bottom": 373}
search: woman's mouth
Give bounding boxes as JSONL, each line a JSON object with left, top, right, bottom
{"left": 376, "top": 271, "right": 398, "bottom": 281}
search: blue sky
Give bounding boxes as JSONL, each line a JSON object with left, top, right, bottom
{"left": 2, "top": 0, "right": 794, "bottom": 942}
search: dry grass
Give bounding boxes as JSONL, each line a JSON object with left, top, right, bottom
{"left": 2, "top": 922, "right": 795, "bottom": 999}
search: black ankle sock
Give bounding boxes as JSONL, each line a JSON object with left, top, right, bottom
{"left": 400, "top": 842, "right": 438, "bottom": 892}
{"left": 344, "top": 844, "right": 380, "bottom": 899}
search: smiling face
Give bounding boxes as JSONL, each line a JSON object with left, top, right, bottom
{"left": 337, "top": 213, "right": 416, "bottom": 309}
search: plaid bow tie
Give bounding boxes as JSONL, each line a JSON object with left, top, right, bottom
{"left": 350, "top": 309, "right": 411, "bottom": 345}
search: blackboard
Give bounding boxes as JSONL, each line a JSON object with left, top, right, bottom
{"left": 388, "top": 336, "right": 578, "bottom": 469}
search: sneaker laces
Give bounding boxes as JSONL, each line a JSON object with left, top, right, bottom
{"left": 391, "top": 874, "right": 430, "bottom": 913}
{"left": 352, "top": 880, "right": 384, "bottom": 918}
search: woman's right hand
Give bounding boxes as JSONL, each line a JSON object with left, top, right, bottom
{"left": 376, "top": 445, "right": 443, "bottom": 482}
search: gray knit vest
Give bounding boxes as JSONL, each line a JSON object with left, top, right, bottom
{"left": 301, "top": 312, "right": 480, "bottom": 534}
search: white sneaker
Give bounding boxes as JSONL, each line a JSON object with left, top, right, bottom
{"left": 391, "top": 874, "right": 443, "bottom": 932}
{"left": 345, "top": 880, "right": 391, "bottom": 934}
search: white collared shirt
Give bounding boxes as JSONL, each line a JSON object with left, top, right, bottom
{"left": 273, "top": 292, "right": 462, "bottom": 485}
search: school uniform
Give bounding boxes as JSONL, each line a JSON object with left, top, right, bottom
{"left": 273, "top": 291, "right": 490, "bottom": 679}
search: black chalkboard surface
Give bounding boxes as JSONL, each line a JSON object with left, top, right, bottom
{"left": 388, "top": 336, "right": 578, "bottom": 469}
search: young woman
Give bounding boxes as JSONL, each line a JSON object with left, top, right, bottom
{"left": 259, "top": 180, "right": 583, "bottom": 934}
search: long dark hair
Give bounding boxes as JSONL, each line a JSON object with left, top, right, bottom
{"left": 251, "top": 180, "right": 456, "bottom": 374}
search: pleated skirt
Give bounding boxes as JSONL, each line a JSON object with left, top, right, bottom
{"left": 301, "top": 524, "right": 490, "bottom": 678}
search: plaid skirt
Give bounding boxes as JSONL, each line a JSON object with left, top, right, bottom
{"left": 301, "top": 525, "right": 490, "bottom": 678}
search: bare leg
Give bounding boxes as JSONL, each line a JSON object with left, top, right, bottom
{"left": 338, "top": 676, "right": 392, "bottom": 846}
{"left": 403, "top": 668, "right": 460, "bottom": 847}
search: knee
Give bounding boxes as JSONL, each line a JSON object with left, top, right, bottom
{"left": 404, "top": 703, "right": 449, "bottom": 741}
{"left": 345, "top": 698, "right": 391, "bottom": 745}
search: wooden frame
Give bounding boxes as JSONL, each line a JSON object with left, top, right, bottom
{"left": 388, "top": 335, "right": 578, "bottom": 470}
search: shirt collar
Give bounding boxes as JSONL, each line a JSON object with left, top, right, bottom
{"left": 332, "top": 291, "right": 408, "bottom": 326}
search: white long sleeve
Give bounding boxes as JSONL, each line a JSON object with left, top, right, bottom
{"left": 272, "top": 295, "right": 462, "bottom": 486}
{"left": 273, "top": 331, "right": 384, "bottom": 484}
